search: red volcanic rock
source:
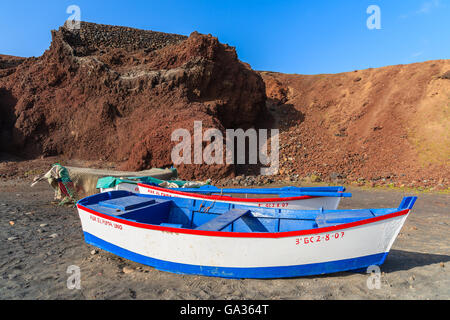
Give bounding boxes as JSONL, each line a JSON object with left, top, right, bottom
{"left": 0, "top": 22, "right": 267, "bottom": 179}
{"left": 259, "top": 60, "right": 450, "bottom": 187}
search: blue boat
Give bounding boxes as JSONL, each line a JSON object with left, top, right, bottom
{"left": 138, "top": 183, "right": 351, "bottom": 210}
{"left": 76, "top": 191, "right": 417, "bottom": 279}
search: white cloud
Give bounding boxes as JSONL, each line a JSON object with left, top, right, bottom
{"left": 400, "top": 0, "right": 443, "bottom": 18}
{"left": 416, "top": 0, "right": 441, "bottom": 14}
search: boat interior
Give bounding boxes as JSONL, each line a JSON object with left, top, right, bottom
{"left": 78, "top": 191, "right": 417, "bottom": 233}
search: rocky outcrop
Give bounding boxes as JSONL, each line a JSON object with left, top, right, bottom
{"left": 0, "top": 55, "right": 25, "bottom": 70}
{"left": 3, "top": 21, "right": 446, "bottom": 186}
{"left": 0, "top": 22, "right": 267, "bottom": 179}
{"left": 0, "top": 55, "right": 26, "bottom": 78}
{"left": 58, "top": 21, "right": 188, "bottom": 56}
{"left": 259, "top": 60, "right": 450, "bottom": 189}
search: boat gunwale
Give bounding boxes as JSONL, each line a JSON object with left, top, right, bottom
{"left": 77, "top": 203, "right": 410, "bottom": 239}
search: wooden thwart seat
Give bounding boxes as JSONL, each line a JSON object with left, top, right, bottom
{"left": 315, "top": 209, "right": 374, "bottom": 228}
{"left": 99, "top": 196, "right": 156, "bottom": 211}
{"left": 195, "top": 209, "right": 250, "bottom": 231}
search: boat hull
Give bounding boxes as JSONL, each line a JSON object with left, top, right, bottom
{"left": 138, "top": 184, "right": 343, "bottom": 210}
{"left": 77, "top": 205, "right": 409, "bottom": 279}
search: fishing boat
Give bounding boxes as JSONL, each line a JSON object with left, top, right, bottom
{"left": 164, "top": 185, "right": 347, "bottom": 194}
{"left": 76, "top": 191, "right": 417, "bottom": 279}
{"left": 138, "top": 183, "right": 351, "bottom": 210}
{"left": 97, "top": 175, "right": 348, "bottom": 209}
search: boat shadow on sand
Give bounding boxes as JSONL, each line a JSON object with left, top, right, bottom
{"left": 378, "top": 249, "right": 450, "bottom": 273}
{"left": 88, "top": 249, "right": 450, "bottom": 280}
{"left": 309, "top": 249, "right": 450, "bottom": 279}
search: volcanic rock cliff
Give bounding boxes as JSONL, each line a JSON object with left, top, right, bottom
{"left": 1, "top": 22, "right": 448, "bottom": 187}
{"left": 260, "top": 60, "right": 450, "bottom": 189}
{"left": 0, "top": 22, "right": 267, "bottom": 179}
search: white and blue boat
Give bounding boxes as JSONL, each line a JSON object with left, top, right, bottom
{"left": 98, "top": 176, "right": 350, "bottom": 210}
{"left": 76, "top": 191, "right": 417, "bottom": 279}
{"left": 138, "top": 184, "right": 351, "bottom": 210}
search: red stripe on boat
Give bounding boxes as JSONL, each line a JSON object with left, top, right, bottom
{"left": 77, "top": 204, "right": 410, "bottom": 239}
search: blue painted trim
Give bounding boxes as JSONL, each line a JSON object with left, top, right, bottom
{"left": 83, "top": 232, "right": 389, "bottom": 279}
{"left": 398, "top": 196, "right": 418, "bottom": 210}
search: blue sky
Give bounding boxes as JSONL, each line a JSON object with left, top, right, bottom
{"left": 0, "top": 0, "right": 448, "bottom": 74}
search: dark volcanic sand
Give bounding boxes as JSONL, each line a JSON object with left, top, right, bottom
{"left": 0, "top": 179, "right": 448, "bottom": 300}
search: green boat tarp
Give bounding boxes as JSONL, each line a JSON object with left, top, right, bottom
{"left": 96, "top": 176, "right": 210, "bottom": 189}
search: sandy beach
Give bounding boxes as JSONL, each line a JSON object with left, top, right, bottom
{"left": 1, "top": 1, "right": 449, "bottom": 306}
{"left": 1, "top": 178, "right": 448, "bottom": 300}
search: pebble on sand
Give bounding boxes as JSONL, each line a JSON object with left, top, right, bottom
{"left": 7, "top": 236, "right": 18, "bottom": 241}
{"left": 91, "top": 249, "right": 98, "bottom": 255}
{"left": 49, "top": 233, "right": 58, "bottom": 238}
{"left": 39, "top": 224, "right": 48, "bottom": 227}
{"left": 122, "top": 266, "right": 134, "bottom": 274}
